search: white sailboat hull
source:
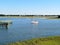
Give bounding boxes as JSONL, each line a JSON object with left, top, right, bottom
{"left": 31, "top": 21, "right": 38, "bottom": 24}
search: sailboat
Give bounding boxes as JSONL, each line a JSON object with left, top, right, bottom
{"left": 31, "top": 20, "right": 38, "bottom": 24}
{"left": 31, "top": 15, "right": 38, "bottom": 24}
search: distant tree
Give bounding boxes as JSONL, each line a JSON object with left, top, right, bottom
{"left": 0, "top": 14, "right": 5, "bottom": 16}
{"left": 58, "top": 15, "right": 60, "bottom": 18}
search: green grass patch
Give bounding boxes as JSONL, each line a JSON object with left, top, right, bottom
{"left": 7, "top": 36, "right": 60, "bottom": 45}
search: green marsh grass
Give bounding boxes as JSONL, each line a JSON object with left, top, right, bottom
{"left": 7, "top": 36, "right": 60, "bottom": 45}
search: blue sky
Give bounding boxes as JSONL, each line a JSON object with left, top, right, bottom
{"left": 0, "top": 0, "right": 60, "bottom": 15}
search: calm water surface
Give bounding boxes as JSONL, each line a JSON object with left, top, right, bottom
{"left": 0, "top": 17, "right": 60, "bottom": 44}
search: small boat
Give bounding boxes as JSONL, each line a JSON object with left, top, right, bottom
{"left": 31, "top": 21, "right": 38, "bottom": 24}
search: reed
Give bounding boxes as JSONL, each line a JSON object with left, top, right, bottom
{"left": 7, "top": 36, "right": 60, "bottom": 45}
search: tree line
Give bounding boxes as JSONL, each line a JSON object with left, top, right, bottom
{"left": 0, "top": 14, "right": 60, "bottom": 18}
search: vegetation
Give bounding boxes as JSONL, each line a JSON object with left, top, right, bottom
{"left": 0, "top": 14, "right": 60, "bottom": 18}
{"left": 0, "top": 14, "right": 5, "bottom": 16}
{"left": 7, "top": 36, "right": 60, "bottom": 45}
{"left": 58, "top": 16, "right": 60, "bottom": 18}
{"left": 0, "top": 14, "right": 59, "bottom": 19}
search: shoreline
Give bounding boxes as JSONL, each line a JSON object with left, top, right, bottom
{"left": 0, "top": 16, "right": 59, "bottom": 19}
{"left": 7, "top": 36, "right": 60, "bottom": 45}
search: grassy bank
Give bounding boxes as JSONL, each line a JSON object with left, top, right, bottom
{"left": 0, "top": 16, "right": 60, "bottom": 20}
{"left": 7, "top": 36, "right": 60, "bottom": 45}
{"left": 0, "top": 16, "right": 58, "bottom": 18}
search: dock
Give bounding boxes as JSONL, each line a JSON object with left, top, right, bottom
{"left": 0, "top": 20, "right": 12, "bottom": 29}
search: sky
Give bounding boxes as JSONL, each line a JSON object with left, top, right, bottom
{"left": 0, "top": 0, "right": 60, "bottom": 15}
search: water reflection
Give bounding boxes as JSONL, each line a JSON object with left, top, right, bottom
{"left": 0, "top": 23, "right": 12, "bottom": 30}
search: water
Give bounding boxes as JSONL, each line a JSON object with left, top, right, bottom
{"left": 0, "top": 17, "right": 60, "bottom": 44}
